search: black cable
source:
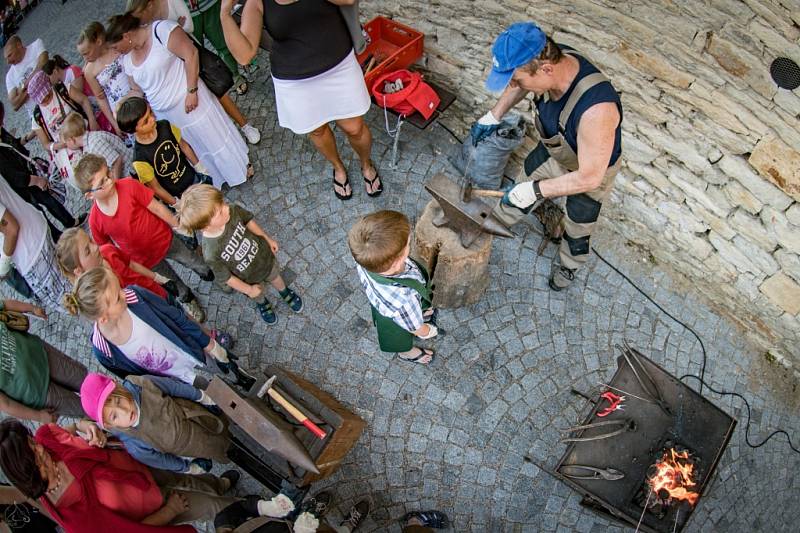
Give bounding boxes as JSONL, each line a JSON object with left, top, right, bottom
{"left": 592, "top": 249, "right": 708, "bottom": 395}
{"left": 436, "top": 121, "right": 798, "bottom": 454}
{"left": 680, "top": 374, "right": 800, "bottom": 453}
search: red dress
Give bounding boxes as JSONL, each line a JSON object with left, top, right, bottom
{"left": 35, "top": 424, "right": 193, "bottom": 533}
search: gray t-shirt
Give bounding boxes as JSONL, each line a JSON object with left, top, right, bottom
{"left": 201, "top": 204, "right": 275, "bottom": 284}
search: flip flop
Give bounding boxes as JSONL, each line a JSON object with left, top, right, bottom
{"left": 397, "top": 347, "right": 434, "bottom": 365}
{"left": 333, "top": 168, "right": 353, "bottom": 200}
{"left": 362, "top": 161, "right": 383, "bottom": 197}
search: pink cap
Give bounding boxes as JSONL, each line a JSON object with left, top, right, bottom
{"left": 80, "top": 373, "right": 117, "bottom": 429}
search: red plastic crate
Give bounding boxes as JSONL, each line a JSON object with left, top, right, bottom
{"left": 356, "top": 16, "right": 424, "bottom": 91}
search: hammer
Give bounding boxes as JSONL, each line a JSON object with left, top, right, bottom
{"left": 257, "top": 376, "right": 327, "bottom": 440}
{"left": 460, "top": 180, "right": 506, "bottom": 202}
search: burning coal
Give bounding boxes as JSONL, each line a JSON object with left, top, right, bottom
{"left": 647, "top": 448, "right": 699, "bottom": 506}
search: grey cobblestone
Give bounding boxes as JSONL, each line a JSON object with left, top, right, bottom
{"left": 1, "top": 2, "right": 797, "bottom": 532}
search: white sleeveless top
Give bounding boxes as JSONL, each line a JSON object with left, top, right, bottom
{"left": 122, "top": 20, "right": 186, "bottom": 112}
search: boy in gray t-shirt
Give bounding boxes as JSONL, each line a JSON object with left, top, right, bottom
{"left": 178, "top": 185, "right": 303, "bottom": 325}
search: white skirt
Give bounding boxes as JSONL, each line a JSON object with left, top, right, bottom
{"left": 156, "top": 81, "right": 249, "bottom": 189}
{"left": 272, "top": 50, "right": 371, "bottom": 134}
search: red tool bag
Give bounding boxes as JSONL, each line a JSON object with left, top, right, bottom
{"left": 371, "top": 70, "right": 440, "bottom": 120}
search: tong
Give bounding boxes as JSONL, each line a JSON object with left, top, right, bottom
{"left": 559, "top": 464, "right": 625, "bottom": 481}
{"left": 560, "top": 418, "right": 636, "bottom": 442}
{"left": 618, "top": 340, "right": 672, "bottom": 416}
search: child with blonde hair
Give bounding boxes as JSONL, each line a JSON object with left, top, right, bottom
{"left": 60, "top": 112, "right": 131, "bottom": 179}
{"left": 80, "top": 372, "right": 230, "bottom": 474}
{"left": 55, "top": 227, "right": 233, "bottom": 348}
{"left": 63, "top": 266, "right": 254, "bottom": 388}
{"left": 74, "top": 153, "right": 209, "bottom": 322}
{"left": 178, "top": 184, "right": 303, "bottom": 325}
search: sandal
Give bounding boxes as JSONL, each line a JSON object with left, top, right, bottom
{"left": 397, "top": 347, "right": 434, "bottom": 365}
{"left": 333, "top": 168, "right": 353, "bottom": 200}
{"left": 402, "top": 510, "right": 449, "bottom": 529}
{"left": 362, "top": 161, "right": 383, "bottom": 197}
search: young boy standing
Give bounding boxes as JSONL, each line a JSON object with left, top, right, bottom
{"left": 178, "top": 184, "right": 302, "bottom": 325}
{"left": 348, "top": 210, "right": 438, "bottom": 365}
{"left": 116, "top": 96, "right": 211, "bottom": 207}
{"left": 73, "top": 154, "right": 211, "bottom": 322}
{"left": 60, "top": 112, "right": 132, "bottom": 180}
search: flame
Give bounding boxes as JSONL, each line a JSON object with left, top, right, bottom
{"left": 647, "top": 448, "right": 699, "bottom": 506}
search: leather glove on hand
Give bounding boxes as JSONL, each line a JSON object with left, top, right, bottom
{"left": 502, "top": 182, "right": 544, "bottom": 212}
{"left": 469, "top": 111, "right": 501, "bottom": 146}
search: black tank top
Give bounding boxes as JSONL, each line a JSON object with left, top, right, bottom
{"left": 263, "top": 0, "right": 352, "bottom": 80}
{"left": 536, "top": 48, "right": 623, "bottom": 166}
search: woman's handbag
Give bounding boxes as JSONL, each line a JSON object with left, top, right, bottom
{"left": 154, "top": 22, "right": 234, "bottom": 98}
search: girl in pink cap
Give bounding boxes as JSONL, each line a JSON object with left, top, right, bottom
{"left": 80, "top": 372, "right": 231, "bottom": 474}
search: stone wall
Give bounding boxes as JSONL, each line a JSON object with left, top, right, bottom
{"left": 361, "top": 0, "right": 800, "bottom": 366}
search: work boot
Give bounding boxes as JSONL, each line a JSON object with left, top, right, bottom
{"left": 549, "top": 264, "right": 576, "bottom": 291}
{"left": 339, "top": 499, "right": 370, "bottom": 531}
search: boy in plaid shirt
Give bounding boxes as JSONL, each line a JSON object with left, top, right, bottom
{"left": 348, "top": 210, "right": 438, "bottom": 365}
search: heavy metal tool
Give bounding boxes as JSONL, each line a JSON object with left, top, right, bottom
{"left": 258, "top": 376, "right": 328, "bottom": 440}
{"left": 206, "top": 377, "right": 320, "bottom": 473}
{"left": 460, "top": 179, "right": 506, "bottom": 202}
{"left": 618, "top": 340, "right": 671, "bottom": 416}
{"left": 425, "top": 173, "right": 514, "bottom": 248}
{"left": 560, "top": 418, "right": 636, "bottom": 443}
{"left": 559, "top": 464, "right": 625, "bottom": 481}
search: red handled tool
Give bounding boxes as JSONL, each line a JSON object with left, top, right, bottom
{"left": 597, "top": 391, "right": 625, "bottom": 417}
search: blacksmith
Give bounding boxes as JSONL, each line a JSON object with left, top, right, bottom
{"left": 473, "top": 22, "right": 622, "bottom": 290}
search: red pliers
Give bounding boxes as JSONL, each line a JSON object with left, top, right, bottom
{"left": 597, "top": 391, "right": 625, "bottom": 417}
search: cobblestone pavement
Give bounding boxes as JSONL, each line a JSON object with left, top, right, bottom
{"left": 2, "top": 2, "right": 799, "bottom": 532}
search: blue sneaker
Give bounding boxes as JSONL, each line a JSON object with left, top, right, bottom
{"left": 256, "top": 299, "right": 277, "bottom": 325}
{"left": 281, "top": 288, "right": 303, "bottom": 313}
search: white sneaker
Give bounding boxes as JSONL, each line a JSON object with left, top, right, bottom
{"left": 241, "top": 123, "right": 261, "bottom": 145}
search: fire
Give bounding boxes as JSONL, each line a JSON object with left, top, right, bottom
{"left": 647, "top": 448, "right": 699, "bottom": 506}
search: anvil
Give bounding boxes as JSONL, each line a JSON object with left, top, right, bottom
{"left": 206, "top": 377, "right": 320, "bottom": 474}
{"left": 425, "top": 173, "right": 514, "bottom": 248}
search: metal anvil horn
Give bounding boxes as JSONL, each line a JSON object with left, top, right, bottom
{"left": 424, "top": 173, "right": 514, "bottom": 248}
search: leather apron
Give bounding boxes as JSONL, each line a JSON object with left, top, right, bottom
{"left": 527, "top": 52, "right": 622, "bottom": 193}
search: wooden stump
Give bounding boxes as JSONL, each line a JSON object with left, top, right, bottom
{"left": 412, "top": 199, "right": 492, "bottom": 308}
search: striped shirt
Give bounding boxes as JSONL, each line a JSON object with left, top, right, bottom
{"left": 356, "top": 260, "right": 426, "bottom": 333}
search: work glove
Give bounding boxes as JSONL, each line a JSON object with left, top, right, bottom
{"left": 502, "top": 182, "right": 544, "bottom": 212}
{"left": 469, "top": 111, "right": 501, "bottom": 146}
{"left": 187, "top": 458, "right": 213, "bottom": 474}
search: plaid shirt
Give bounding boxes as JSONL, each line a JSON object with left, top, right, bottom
{"left": 85, "top": 131, "right": 132, "bottom": 176}
{"left": 356, "top": 260, "right": 426, "bottom": 333}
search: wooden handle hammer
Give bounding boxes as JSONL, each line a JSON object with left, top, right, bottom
{"left": 258, "top": 376, "right": 327, "bottom": 440}
{"left": 461, "top": 180, "right": 506, "bottom": 202}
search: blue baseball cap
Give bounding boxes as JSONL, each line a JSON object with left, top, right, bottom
{"left": 485, "top": 22, "right": 547, "bottom": 92}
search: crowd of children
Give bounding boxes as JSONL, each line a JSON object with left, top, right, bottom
{"left": 0, "top": 2, "right": 444, "bottom": 532}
